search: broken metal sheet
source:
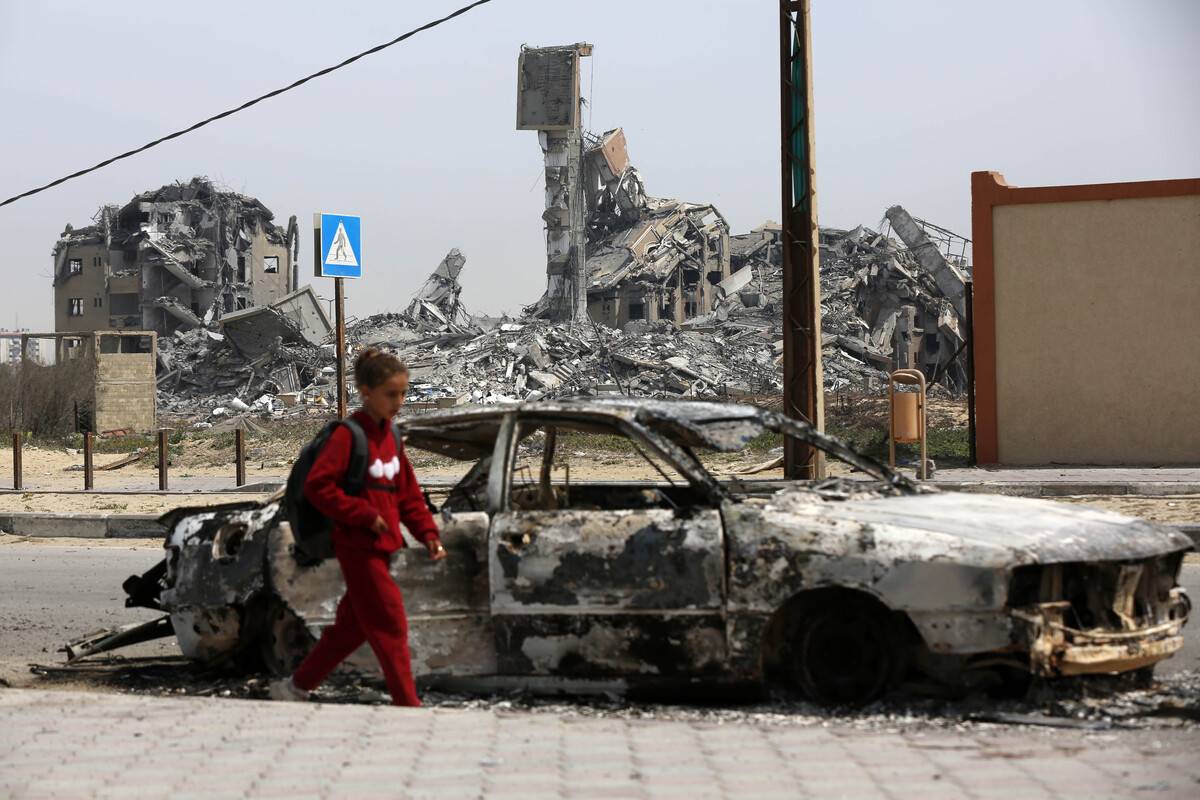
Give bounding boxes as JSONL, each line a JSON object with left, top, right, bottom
{"left": 63, "top": 616, "right": 174, "bottom": 663}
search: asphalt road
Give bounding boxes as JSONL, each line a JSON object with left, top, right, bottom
{"left": 1, "top": 539, "right": 1197, "bottom": 687}
{"left": 0, "top": 539, "right": 175, "bottom": 686}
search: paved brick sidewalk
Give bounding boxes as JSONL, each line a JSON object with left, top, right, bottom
{"left": 2, "top": 689, "right": 1198, "bottom": 799}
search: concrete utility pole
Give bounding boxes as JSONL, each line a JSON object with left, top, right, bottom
{"left": 517, "top": 43, "right": 592, "bottom": 323}
{"left": 780, "top": 0, "right": 825, "bottom": 479}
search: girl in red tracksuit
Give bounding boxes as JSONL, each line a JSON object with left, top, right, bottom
{"left": 272, "top": 348, "right": 445, "bottom": 707}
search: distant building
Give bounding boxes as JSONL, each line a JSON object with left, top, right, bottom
{"left": 0, "top": 329, "right": 40, "bottom": 366}
{"left": 52, "top": 177, "right": 299, "bottom": 337}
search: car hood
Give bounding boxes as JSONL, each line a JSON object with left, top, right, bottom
{"left": 767, "top": 489, "right": 1193, "bottom": 565}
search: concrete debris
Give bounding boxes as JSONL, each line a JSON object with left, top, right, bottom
{"left": 220, "top": 286, "right": 331, "bottom": 358}
{"left": 817, "top": 215, "right": 970, "bottom": 393}
{"left": 402, "top": 249, "right": 472, "bottom": 332}
{"left": 156, "top": 205, "right": 972, "bottom": 418}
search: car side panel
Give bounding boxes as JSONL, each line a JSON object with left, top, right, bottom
{"left": 269, "top": 511, "right": 497, "bottom": 676}
{"left": 490, "top": 509, "right": 724, "bottom": 612}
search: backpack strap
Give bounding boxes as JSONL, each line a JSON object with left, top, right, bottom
{"left": 391, "top": 422, "right": 405, "bottom": 461}
{"left": 340, "top": 418, "right": 370, "bottom": 496}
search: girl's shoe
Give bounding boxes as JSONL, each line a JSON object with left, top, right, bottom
{"left": 269, "top": 677, "right": 311, "bottom": 702}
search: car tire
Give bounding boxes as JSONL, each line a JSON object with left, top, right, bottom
{"left": 789, "top": 598, "right": 897, "bottom": 706}
{"left": 255, "top": 595, "right": 315, "bottom": 677}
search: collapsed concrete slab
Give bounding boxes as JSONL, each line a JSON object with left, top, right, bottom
{"left": 220, "top": 287, "right": 331, "bottom": 358}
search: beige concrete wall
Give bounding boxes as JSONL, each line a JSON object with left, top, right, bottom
{"left": 992, "top": 194, "right": 1200, "bottom": 464}
{"left": 94, "top": 352, "right": 156, "bottom": 433}
{"left": 54, "top": 245, "right": 109, "bottom": 333}
{"left": 250, "top": 229, "right": 292, "bottom": 306}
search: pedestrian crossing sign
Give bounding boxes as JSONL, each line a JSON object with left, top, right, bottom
{"left": 315, "top": 213, "right": 362, "bottom": 278}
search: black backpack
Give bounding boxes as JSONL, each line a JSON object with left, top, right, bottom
{"left": 284, "top": 418, "right": 403, "bottom": 565}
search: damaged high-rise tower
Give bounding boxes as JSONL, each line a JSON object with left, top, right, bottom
{"left": 517, "top": 43, "right": 592, "bottom": 323}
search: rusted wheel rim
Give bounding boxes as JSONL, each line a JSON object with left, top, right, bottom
{"left": 793, "top": 605, "right": 892, "bottom": 706}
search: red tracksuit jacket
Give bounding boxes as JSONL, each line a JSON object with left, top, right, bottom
{"left": 303, "top": 410, "right": 439, "bottom": 553}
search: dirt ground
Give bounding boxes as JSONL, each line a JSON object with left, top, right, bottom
{"left": 0, "top": 492, "right": 267, "bottom": 516}
{"left": 0, "top": 401, "right": 1196, "bottom": 524}
{"left": 1052, "top": 495, "right": 1200, "bottom": 525}
{"left": 0, "top": 444, "right": 281, "bottom": 492}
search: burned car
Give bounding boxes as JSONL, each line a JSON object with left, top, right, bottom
{"left": 95, "top": 399, "right": 1191, "bottom": 705}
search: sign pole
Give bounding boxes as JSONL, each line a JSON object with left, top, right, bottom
{"left": 335, "top": 277, "right": 347, "bottom": 418}
{"left": 315, "top": 211, "right": 360, "bottom": 420}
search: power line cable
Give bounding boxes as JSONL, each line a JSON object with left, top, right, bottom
{"left": 0, "top": 0, "right": 496, "bottom": 209}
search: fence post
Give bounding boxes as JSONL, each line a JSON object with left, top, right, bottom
{"left": 235, "top": 428, "right": 246, "bottom": 488}
{"left": 158, "top": 429, "right": 169, "bottom": 491}
{"left": 83, "top": 432, "right": 94, "bottom": 491}
{"left": 12, "top": 432, "right": 22, "bottom": 491}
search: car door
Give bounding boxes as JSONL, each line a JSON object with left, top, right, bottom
{"left": 486, "top": 412, "right": 728, "bottom": 681}
{"left": 270, "top": 511, "right": 495, "bottom": 679}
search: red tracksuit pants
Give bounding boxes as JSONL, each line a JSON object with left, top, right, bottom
{"left": 292, "top": 547, "right": 420, "bottom": 707}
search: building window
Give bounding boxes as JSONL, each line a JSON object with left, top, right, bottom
{"left": 236, "top": 297, "right": 248, "bottom": 310}
{"left": 93, "top": 297, "right": 103, "bottom": 308}
{"left": 627, "top": 302, "right": 645, "bottom": 320}
{"left": 684, "top": 301, "right": 698, "bottom": 317}
{"left": 237, "top": 254, "right": 247, "bottom": 282}
{"left": 69, "top": 259, "right": 83, "bottom": 276}
{"left": 263, "top": 255, "right": 279, "bottom": 274}
{"left": 68, "top": 298, "right": 84, "bottom": 316}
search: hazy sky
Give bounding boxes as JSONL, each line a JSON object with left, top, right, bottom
{"left": 1, "top": 0, "right": 1197, "bottom": 330}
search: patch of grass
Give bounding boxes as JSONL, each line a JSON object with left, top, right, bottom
{"left": 826, "top": 419, "right": 970, "bottom": 467}
{"left": 745, "top": 431, "right": 782, "bottom": 453}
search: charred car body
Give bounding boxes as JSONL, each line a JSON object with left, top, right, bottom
{"left": 100, "top": 399, "right": 1191, "bottom": 704}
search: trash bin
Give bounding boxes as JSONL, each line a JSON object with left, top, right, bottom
{"left": 889, "top": 369, "right": 928, "bottom": 479}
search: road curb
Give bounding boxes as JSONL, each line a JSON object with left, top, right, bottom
{"left": 0, "top": 512, "right": 164, "bottom": 539}
{"left": 937, "top": 481, "right": 1200, "bottom": 497}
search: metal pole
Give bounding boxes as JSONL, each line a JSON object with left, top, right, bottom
{"left": 83, "top": 431, "right": 93, "bottom": 491}
{"left": 335, "top": 277, "right": 347, "bottom": 418}
{"left": 158, "top": 429, "right": 168, "bottom": 491}
{"left": 965, "top": 280, "right": 977, "bottom": 466}
{"left": 780, "top": 0, "right": 825, "bottom": 479}
{"left": 235, "top": 427, "right": 246, "bottom": 487}
{"left": 12, "top": 432, "right": 22, "bottom": 491}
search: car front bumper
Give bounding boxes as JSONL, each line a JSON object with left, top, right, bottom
{"left": 1011, "top": 589, "right": 1190, "bottom": 676}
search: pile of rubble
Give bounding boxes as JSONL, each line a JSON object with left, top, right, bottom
{"left": 156, "top": 285, "right": 338, "bottom": 422}
{"left": 695, "top": 208, "right": 971, "bottom": 395}
{"left": 156, "top": 209, "right": 971, "bottom": 421}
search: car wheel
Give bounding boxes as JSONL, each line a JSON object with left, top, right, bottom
{"left": 256, "top": 596, "right": 315, "bottom": 677}
{"left": 790, "top": 599, "right": 896, "bottom": 706}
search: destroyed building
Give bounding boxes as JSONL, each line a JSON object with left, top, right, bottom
{"left": 517, "top": 43, "right": 594, "bottom": 322}
{"left": 52, "top": 177, "right": 299, "bottom": 338}
{"left": 582, "top": 129, "right": 731, "bottom": 328}
{"left": 518, "top": 44, "right": 731, "bottom": 327}
{"left": 522, "top": 122, "right": 732, "bottom": 328}
{"left": 155, "top": 202, "right": 973, "bottom": 421}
